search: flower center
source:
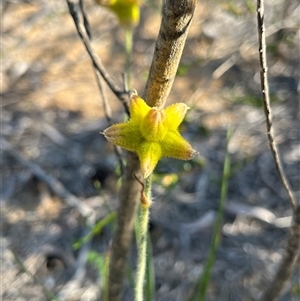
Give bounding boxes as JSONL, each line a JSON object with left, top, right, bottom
{"left": 140, "top": 108, "right": 168, "bottom": 141}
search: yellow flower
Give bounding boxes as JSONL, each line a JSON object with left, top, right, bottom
{"left": 102, "top": 94, "right": 197, "bottom": 178}
{"left": 95, "top": 0, "right": 140, "bottom": 28}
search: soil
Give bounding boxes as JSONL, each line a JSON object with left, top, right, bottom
{"left": 1, "top": 0, "right": 299, "bottom": 300}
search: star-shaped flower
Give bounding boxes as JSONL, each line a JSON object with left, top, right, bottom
{"left": 102, "top": 93, "right": 197, "bottom": 178}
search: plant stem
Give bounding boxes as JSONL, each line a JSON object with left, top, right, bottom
{"left": 125, "top": 28, "right": 133, "bottom": 90}
{"left": 135, "top": 175, "right": 152, "bottom": 301}
{"left": 256, "top": 0, "right": 296, "bottom": 209}
{"left": 143, "top": 0, "right": 197, "bottom": 107}
{"left": 108, "top": 2, "right": 196, "bottom": 299}
{"left": 145, "top": 234, "right": 155, "bottom": 301}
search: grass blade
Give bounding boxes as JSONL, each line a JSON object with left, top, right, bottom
{"left": 189, "top": 126, "right": 232, "bottom": 301}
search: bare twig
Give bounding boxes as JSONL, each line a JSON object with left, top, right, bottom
{"left": 143, "top": 0, "right": 197, "bottom": 107}
{"left": 257, "top": 1, "right": 300, "bottom": 300}
{"left": 66, "top": 0, "right": 126, "bottom": 172}
{"left": 108, "top": 1, "right": 197, "bottom": 301}
{"left": 79, "top": 0, "right": 92, "bottom": 39}
{"left": 259, "top": 206, "right": 300, "bottom": 301}
{"left": 95, "top": 71, "right": 113, "bottom": 124}
{"left": 74, "top": 0, "right": 125, "bottom": 173}
{"left": 1, "top": 138, "right": 95, "bottom": 227}
{"left": 256, "top": 0, "right": 296, "bottom": 209}
{"left": 66, "top": 0, "right": 130, "bottom": 116}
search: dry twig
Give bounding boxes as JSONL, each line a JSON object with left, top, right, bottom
{"left": 256, "top": 0, "right": 296, "bottom": 209}
{"left": 79, "top": 0, "right": 92, "bottom": 39}
{"left": 256, "top": 1, "right": 300, "bottom": 300}
{"left": 259, "top": 207, "right": 300, "bottom": 301}
{"left": 67, "top": 0, "right": 126, "bottom": 173}
{"left": 66, "top": 0, "right": 130, "bottom": 115}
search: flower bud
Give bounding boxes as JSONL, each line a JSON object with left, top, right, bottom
{"left": 140, "top": 108, "right": 168, "bottom": 141}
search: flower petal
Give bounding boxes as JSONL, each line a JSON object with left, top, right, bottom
{"left": 165, "top": 103, "right": 189, "bottom": 130}
{"left": 129, "top": 95, "right": 151, "bottom": 123}
{"left": 140, "top": 108, "right": 168, "bottom": 141}
{"left": 161, "top": 130, "right": 196, "bottom": 160}
{"left": 102, "top": 121, "right": 143, "bottom": 152}
{"left": 137, "top": 141, "right": 162, "bottom": 178}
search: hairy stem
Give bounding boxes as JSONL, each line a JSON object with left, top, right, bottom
{"left": 108, "top": 153, "right": 142, "bottom": 301}
{"left": 135, "top": 176, "right": 152, "bottom": 301}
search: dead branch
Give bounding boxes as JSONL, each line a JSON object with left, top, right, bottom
{"left": 256, "top": 0, "right": 296, "bottom": 209}
{"left": 259, "top": 206, "right": 300, "bottom": 301}
{"left": 79, "top": 0, "right": 92, "bottom": 39}
{"left": 66, "top": 0, "right": 130, "bottom": 115}
{"left": 256, "top": 0, "right": 300, "bottom": 300}
{"left": 76, "top": 0, "right": 125, "bottom": 172}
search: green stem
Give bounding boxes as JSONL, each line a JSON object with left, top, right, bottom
{"left": 125, "top": 28, "right": 133, "bottom": 90}
{"left": 135, "top": 175, "right": 152, "bottom": 301}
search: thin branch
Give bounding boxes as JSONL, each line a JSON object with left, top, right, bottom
{"left": 77, "top": 0, "right": 125, "bottom": 174}
{"left": 143, "top": 0, "right": 197, "bottom": 107}
{"left": 257, "top": 1, "right": 300, "bottom": 300}
{"left": 66, "top": 0, "right": 130, "bottom": 116}
{"left": 108, "top": 1, "right": 197, "bottom": 301}
{"left": 256, "top": 0, "right": 296, "bottom": 209}
{"left": 1, "top": 138, "right": 95, "bottom": 227}
{"left": 259, "top": 205, "right": 300, "bottom": 301}
{"left": 95, "top": 70, "right": 113, "bottom": 124}
{"left": 79, "top": 0, "right": 92, "bottom": 39}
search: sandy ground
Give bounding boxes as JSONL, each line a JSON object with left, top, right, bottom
{"left": 1, "top": 0, "right": 299, "bottom": 300}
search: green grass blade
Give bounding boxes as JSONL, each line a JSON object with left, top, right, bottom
{"left": 73, "top": 211, "right": 117, "bottom": 250}
{"left": 189, "top": 126, "right": 232, "bottom": 301}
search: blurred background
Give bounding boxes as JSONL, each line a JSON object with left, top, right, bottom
{"left": 1, "top": 0, "right": 299, "bottom": 300}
